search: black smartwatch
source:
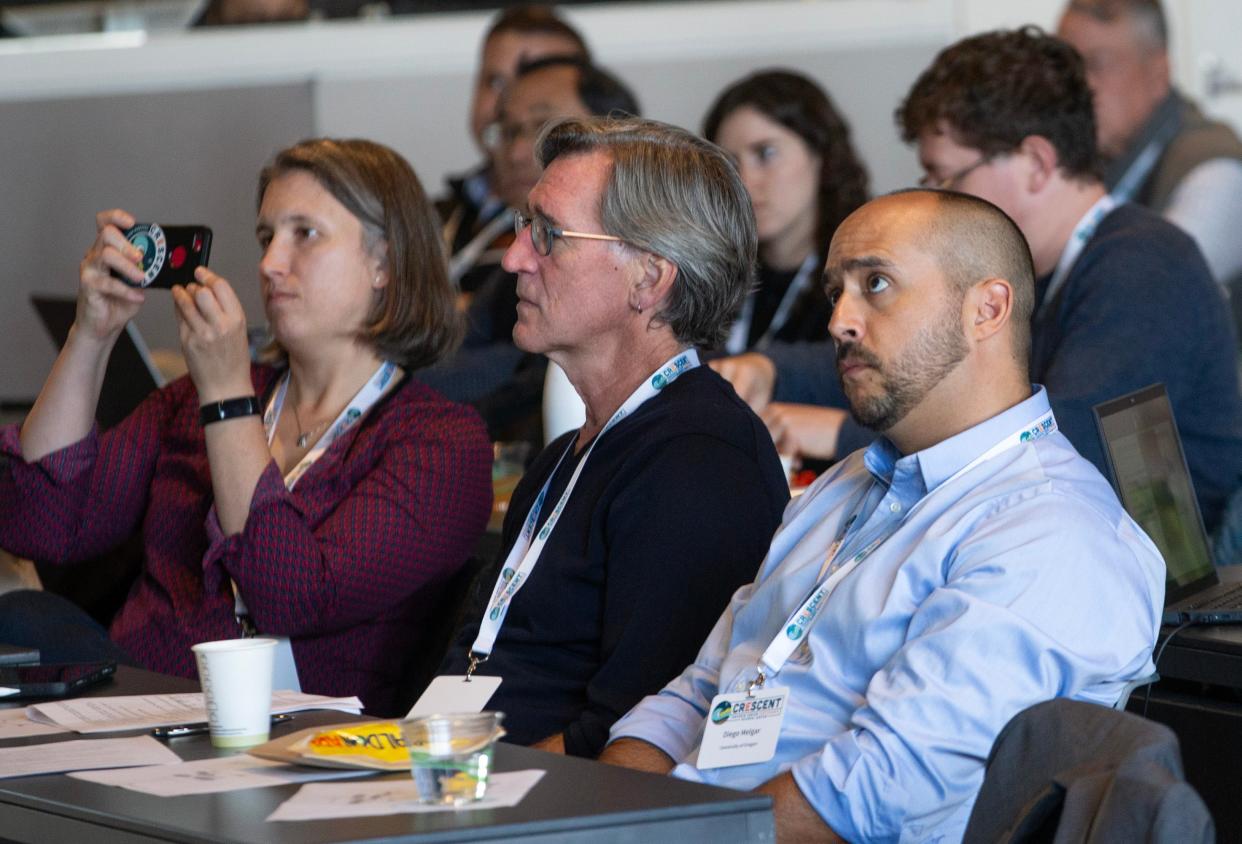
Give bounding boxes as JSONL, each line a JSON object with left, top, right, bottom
{"left": 199, "top": 396, "right": 261, "bottom": 427}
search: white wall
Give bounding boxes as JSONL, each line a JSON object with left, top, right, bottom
{"left": 1, "top": 0, "right": 1239, "bottom": 399}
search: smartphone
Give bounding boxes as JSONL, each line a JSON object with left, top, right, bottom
{"left": 0, "top": 661, "right": 116, "bottom": 699}
{"left": 0, "top": 643, "right": 39, "bottom": 666}
{"left": 117, "top": 223, "right": 212, "bottom": 289}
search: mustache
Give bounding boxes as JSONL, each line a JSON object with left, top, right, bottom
{"left": 835, "top": 341, "right": 883, "bottom": 373}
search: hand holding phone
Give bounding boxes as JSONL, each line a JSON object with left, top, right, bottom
{"left": 117, "top": 224, "right": 212, "bottom": 289}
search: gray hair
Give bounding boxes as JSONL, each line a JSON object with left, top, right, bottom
{"left": 1066, "top": 0, "right": 1168, "bottom": 51}
{"left": 535, "top": 115, "right": 757, "bottom": 349}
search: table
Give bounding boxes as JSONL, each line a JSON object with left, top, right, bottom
{"left": 0, "top": 666, "right": 775, "bottom": 843}
{"left": 1122, "top": 566, "right": 1242, "bottom": 841}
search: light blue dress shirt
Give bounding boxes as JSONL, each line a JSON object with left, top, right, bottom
{"left": 609, "top": 386, "right": 1165, "bottom": 843}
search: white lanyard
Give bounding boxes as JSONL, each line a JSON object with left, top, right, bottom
{"left": 448, "top": 208, "right": 515, "bottom": 287}
{"left": 263, "top": 360, "right": 399, "bottom": 491}
{"left": 467, "top": 349, "right": 701, "bottom": 674}
{"left": 1036, "top": 195, "right": 1117, "bottom": 322}
{"left": 747, "top": 409, "right": 1057, "bottom": 693}
{"left": 231, "top": 360, "right": 399, "bottom": 624}
{"left": 1110, "top": 140, "right": 1163, "bottom": 206}
{"left": 725, "top": 254, "right": 818, "bottom": 355}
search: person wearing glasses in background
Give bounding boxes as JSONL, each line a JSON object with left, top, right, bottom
{"left": 433, "top": 116, "right": 789, "bottom": 759}
{"left": 438, "top": 4, "right": 589, "bottom": 297}
{"left": 1058, "top": 0, "right": 1242, "bottom": 292}
{"left": 418, "top": 56, "right": 640, "bottom": 452}
{"left": 710, "top": 28, "right": 1242, "bottom": 537}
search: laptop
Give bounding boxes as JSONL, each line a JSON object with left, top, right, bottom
{"left": 31, "top": 294, "right": 165, "bottom": 430}
{"left": 1094, "top": 383, "right": 1242, "bottom": 625}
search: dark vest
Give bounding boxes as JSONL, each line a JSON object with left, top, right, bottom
{"left": 1105, "top": 90, "right": 1242, "bottom": 213}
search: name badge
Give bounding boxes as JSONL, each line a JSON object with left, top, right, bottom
{"left": 695, "top": 687, "right": 788, "bottom": 770}
{"left": 406, "top": 675, "right": 502, "bottom": 719}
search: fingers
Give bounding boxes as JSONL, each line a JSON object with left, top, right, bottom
{"left": 711, "top": 353, "right": 775, "bottom": 411}
{"left": 194, "top": 267, "right": 244, "bottom": 316}
{"left": 173, "top": 269, "right": 246, "bottom": 346}
{"left": 761, "top": 404, "right": 795, "bottom": 455}
{"left": 171, "top": 284, "right": 213, "bottom": 338}
{"left": 95, "top": 209, "right": 136, "bottom": 233}
{"left": 84, "top": 212, "right": 145, "bottom": 289}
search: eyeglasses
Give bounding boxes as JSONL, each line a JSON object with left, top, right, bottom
{"left": 918, "top": 155, "right": 993, "bottom": 190}
{"left": 481, "top": 118, "right": 546, "bottom": 151}
{"left": 514, "top": 209, "right": 623, "bottom": 257}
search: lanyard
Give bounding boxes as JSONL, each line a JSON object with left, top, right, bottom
{"left": 263, "top": 360, "right": 399, "bottom": 491}
{"left": 1110, "top": 141, "right": 1164, "bottom": 206}
{"left": 466, "top": 349, "right": 701, "bottom": 675}
{"left": 230, "top": 360, "right": 399, "bottom": 626}
{"left": 725, "top": 254, "right": 818, "bottom": 355}
{"left": 747, "top": 409, "right": 1057, "bottom": 693}
{"left": 448, "top": 208, "right": 515, "bottom": 287}
{"left": 1036, "top": 195, "right": 1117, "bottom": 322}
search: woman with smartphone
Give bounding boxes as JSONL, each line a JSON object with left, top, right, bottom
{"left": 702, "top": 69, "right": 869, "bottom": 353}
{"left": 0, "top": 138, "right": 493, "bottom": 716}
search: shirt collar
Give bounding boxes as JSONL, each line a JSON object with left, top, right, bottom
{"left": 862, "top": 385, "right": 1052, "bottom": 498}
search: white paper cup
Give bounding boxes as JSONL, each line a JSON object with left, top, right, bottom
{"left": 191, "top": 638, "right": 277, "bottom": 748}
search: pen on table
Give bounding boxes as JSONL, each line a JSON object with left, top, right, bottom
{"left": 151, "top": 712, "right": 294, "bottom": 739}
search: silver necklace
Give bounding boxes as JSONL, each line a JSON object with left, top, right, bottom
{"left": 290, "top": 402, "right": 330, "bottom": 449}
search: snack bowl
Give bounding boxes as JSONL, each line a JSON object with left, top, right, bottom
{"left": 399, "top": 712, "right": 505, "bottom": 805}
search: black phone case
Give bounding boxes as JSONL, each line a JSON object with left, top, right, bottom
{"left": 120, "top": 223, "right": 212, "bottom": 289}
{"left": 0, "top": 662, "right": 116, "bottom": 698}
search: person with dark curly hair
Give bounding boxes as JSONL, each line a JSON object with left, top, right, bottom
{"left": 713, "top": 28, "right": 1242, "bottom": 536}
{"left": 703, "top": 69, "right": 869, "bottom": 354}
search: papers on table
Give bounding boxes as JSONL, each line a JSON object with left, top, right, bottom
{"left": 266, "top": 770, "right": 546, "bottom": 821}
{"left": 70, "top": 753, "right": 371, "bottom": 796}
{"left": 0, "top": 735, "right": 180, "bottom": 779}
{"left": 27, "top": 690, "right": 362, "bottom": 734}
{"left": 0, "top": 707, "right": 69, "bottom": 740}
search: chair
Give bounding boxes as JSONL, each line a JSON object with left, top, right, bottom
{"left": 963, "top": 698, "right": 1213, "bottom": 843}
{"left": 385, "top": 554, "right": 489, "bottom": 718}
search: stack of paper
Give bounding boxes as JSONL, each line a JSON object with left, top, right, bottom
{"left": 70, "top": 754, "right": 370, "bottom": 796}
{"left": 0, "top": 736, "right": 180, "bottom": 779}
{"left": 0, "top": 708, "right": 69, "bottom": 740}
{"left": 27, "top": 691, "right": 362, "bottom": 734}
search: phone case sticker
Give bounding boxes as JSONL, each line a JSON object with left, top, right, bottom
{"left": 126, "top": 223, "right": 167, "bottom": 288}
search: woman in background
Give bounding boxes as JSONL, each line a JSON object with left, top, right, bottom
{"left": 704, "top": 69, "right": 869, "bottom": 353}
{"left": 0, "top": 138, "right": 492, "bottom": 715}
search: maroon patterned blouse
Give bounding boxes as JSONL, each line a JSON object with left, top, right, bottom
{"left": 0, "top": 366, "right": 492, "bottom": 714}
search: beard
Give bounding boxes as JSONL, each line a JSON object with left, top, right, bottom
{"left": 836, "top": 298, "right": 969, "bottom": 432}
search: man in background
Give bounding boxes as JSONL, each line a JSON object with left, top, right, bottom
{"left": 419, "top": 57, "right": 639, "bottom": 449}
{"left": 713, "top": 27, "right": 1242, "bottom": 535}
{"left": 1058, "top": 0, "right": 1242, "bottom": 288}
{"left": 439, "top": 4, "right": 589, "bottom": 293}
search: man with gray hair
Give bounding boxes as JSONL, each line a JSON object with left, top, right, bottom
{"left": 433, "top": 116, "right": 788, "bottom": 759}
{"left": 1058, "top": 0, "right": 1242, "bottom": 287}
{"left": 603, "top": 189, "right": 1163, "bottom": 842}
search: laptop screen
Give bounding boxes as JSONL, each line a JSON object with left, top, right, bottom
{"left": 31, "top": 295, "right": 164, "bottom": 431}
{"left": 1094, "top": 383, "right": 1215, "bottom": 605}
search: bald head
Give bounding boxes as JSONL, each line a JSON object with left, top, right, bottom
{"left": 833, "top": 190, "right": 1036, "bottom": 363}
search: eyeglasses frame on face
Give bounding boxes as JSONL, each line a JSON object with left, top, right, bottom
{"left": 918, "top": 154, "right": 995, "bottom": 190}
{"left": 481, "top": 118, "right": 546, "bottom": 151}
{"left": 513, "top": 209, "right": 624, "bottom": 257}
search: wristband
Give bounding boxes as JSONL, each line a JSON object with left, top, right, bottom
{"left": 199, "top": 396, "right": 261, "bottom": 427}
